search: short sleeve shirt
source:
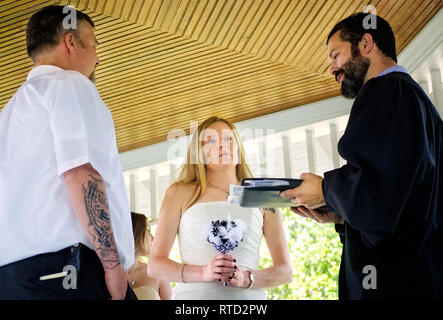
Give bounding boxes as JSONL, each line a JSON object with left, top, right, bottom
{"left": 0, "top": 65, "right": 134, "bottom": 269}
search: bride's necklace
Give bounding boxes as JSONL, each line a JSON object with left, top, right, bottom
{"left": 207, "top": 182, "right": 230, "bottom": 196}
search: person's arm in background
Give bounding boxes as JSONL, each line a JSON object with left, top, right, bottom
{"left": 64, "top": 163, "right": 127, "bottom": 300}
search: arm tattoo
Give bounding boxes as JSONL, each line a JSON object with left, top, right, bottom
{"left": 263, "top": 208, "right": 276, "bottom": 213}
{"left": 82, "top": 174, "right": 120, "bottom": 270}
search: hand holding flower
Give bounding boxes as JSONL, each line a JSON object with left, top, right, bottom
{"left": 202, "top": 254, "right": 236, "bottom": 282}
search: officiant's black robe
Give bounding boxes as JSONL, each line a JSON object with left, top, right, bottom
{"left": 322, "top": 71, "right": 443, "bottom": 299}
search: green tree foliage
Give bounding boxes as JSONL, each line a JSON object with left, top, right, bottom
{"left": 259, "top": 207, "right": 343, "bottom": 300}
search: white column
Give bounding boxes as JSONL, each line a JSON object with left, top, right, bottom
{"left": 258, "top": 140, "right": 267, "bottom": 177}
{"left": 149, "top": 168, "right": 158, "bottom": 221}
{"left": 281, "top": 135, "right": 293, "bottom": 178}
{"left": 305, "top": 129, "right": 317, "bottom": 174}
{"left": 129, "top": 174, "right": 136, "bottom": 212}
{"left": 418, "top": 80, "right": 430, "bottom": 96}
{"left": 169, "top": 163, "right": 177, "bottom": 184}
{"left": 430, "top": 68, "right": 443, "bottom": 116}
{"left": 329, "top": 123, "right": 341, "bottom": 169}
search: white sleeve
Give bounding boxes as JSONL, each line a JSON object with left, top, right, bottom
{"left": 46, "top": 74, "right": 113, "bottom": 185}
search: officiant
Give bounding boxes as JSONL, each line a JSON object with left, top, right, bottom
{"left": 280, "top": 12, "right": 443, "bottom": 299}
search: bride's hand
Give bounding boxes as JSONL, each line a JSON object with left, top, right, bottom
{"left": 226, "top": 266, "right": 249, "bottom": 288}
{"left": 203, "top": 254, "right": 235, "bottom": 282}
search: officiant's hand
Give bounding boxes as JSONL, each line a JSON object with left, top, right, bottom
{"left": 203, "top": 254, "right": 236, "bottom": 282}
{"left": 291, "top": 206, "right": 344, "bottom": 224}
{"left": 280, "top": 173, "right": 325, "bottom": 209}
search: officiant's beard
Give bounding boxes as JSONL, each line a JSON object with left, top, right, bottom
{"left": 337, "top": 50, "right": 370, "bottom": 99}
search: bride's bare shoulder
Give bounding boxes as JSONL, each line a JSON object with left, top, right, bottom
{"left": 161, "top": 182, "right": 199, "bottom": 215}
{"left": 164, "top": 181, "right": 199, "bottom": 201}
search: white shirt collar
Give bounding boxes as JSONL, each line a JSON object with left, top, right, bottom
{"left": 26, "top": 65, "right": 65, "bottom": 81}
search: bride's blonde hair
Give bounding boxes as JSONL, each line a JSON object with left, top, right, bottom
{"left": 176, "top": 116, "right": 253, "bottom": 210}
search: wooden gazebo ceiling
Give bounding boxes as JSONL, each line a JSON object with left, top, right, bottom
{"left": 1, "top": 1, "right": 441, "bottom": 152}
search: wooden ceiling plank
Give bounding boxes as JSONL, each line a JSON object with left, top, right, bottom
{"left": 85, "top": 0, "right": 100, "bottom": 13}
{"left": 204, "top": 0, "right": 238, "bottom": 45}
{"left": 100, "top": 52, "right": 304, "bottom": 98}
{"left": 0, "top": 0, "right": 51, "bottom": 20}
{"left": 96, "top": 40, "right": 225, "bottom": 79}
{"left": 145, "top": 0, "right": 163, "bottom": 28}
{"left": 397, "top": 2, "right": 441, "bottom": 53}
{"left": 119, "top": 0, "right": 137, "bottom": 21}
{"left": 98, "top": 49, "right": 253, "bottom": 95}
{"left": 289, "top": 0, "right": 341, "bottom": 66}
{"left": 255, "top": 0, "right": 298, "bottom": 59}
{"left": 152, "top": 0, "right": 173, "bottom": 30}
{"left": 219, "top": 0, "right": 253, "bottom": 49}
{"left": 226, "top": 0, "right": 263, "bottom": 51}
{"left": 102, "top": 58, "right": 275, "bottom": 105}
{"left": 167, "top": 0, "right": 192, "bottom": 34}
{"left": 188, "top": 0, "right": 219, "bottom": 40}
{"left": 235, "top": 0, "right": 273, "bottom": 52}
{"left": 97, "top": 30, "right": 175, "bottom": 58}
{"left": 103, "top": 0, "right": 117, "bottom": 17}
{"left": 114, "top": 89, "right": 338, "bottom": 142}
{"left": 72, "top": 0, "right": 91, "bottom": 11}
{"left": 107, "top": 67, "right": 295, "bottom": 116}
{"left": 174, "top": 0, "right": 200, "bottom": 36}
{"left": 114, "top": 81, "right": 337, "bottom": 136}
{"left": 103, "top": 68, "right": 316, "bottom": 112}
{"left": 157, "top": 0, "right": 183, "bottom": 31}
{"left": 0, "top": 0, "right": 35, "bottom": 9}
{"left": 115, "top": 94, "right": 340, "bottom": 147}
{"left": 135, "top": 0, "right": 154, "bottom": 25}
{"left": 277, "top": 0, "right": 325, "bottom": 65}
{"left": 182, "top": 0, "right": 209, "bottom": 38}
{"left": 97, "top": 29, "right": 176, "bottom": 56}
{"left": 244, "top": 0, "right": 287, "bottom": 55}
{"left": 269, "top": 0, "right": 309, "bottom": 62}
{"left": 108, "top": 67, "right": 319, "bottom": 120}
{"left": 112, "top": 76, "right": 331, "bottom": 128}
{"left": 92, "top": 0, "right": 107, "bottom": 13}
{"left": 99, "top": 60, "right": 279, "bottom": 102}
{"left": 395, "top": 0, "right": 433, "bottom": 45}
{"left": 97, "top": 51, "right": 257, "bottom": 97}
{"left": 212, "top": 0, "right": 245, "bottom": 47}
{"left": 110, "top": 76, "right": 328, "bottom": 123}
{"left": 98, "top": 41, "right": 228, "bottom": 75}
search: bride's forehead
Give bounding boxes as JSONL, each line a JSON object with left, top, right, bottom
{"left": 202, "top": 125, "right": 234, "bottom": 137}
{"left": 207, "top": 121, "right": 232, "bottom": 131}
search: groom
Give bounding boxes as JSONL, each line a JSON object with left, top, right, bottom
{"left": 281, "top": 12, "right": 443, "bottom": 299}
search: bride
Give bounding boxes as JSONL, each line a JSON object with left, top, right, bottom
{"left": 147, "top": 116, "right": 292, "bottom": 299}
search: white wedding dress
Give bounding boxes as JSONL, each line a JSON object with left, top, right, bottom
{"left": 172, "top": 201, "right": 267, "bottom": 300}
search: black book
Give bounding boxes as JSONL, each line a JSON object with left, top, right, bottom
{"left": 239, "top": 178, "right": 303, "bottom": 208}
